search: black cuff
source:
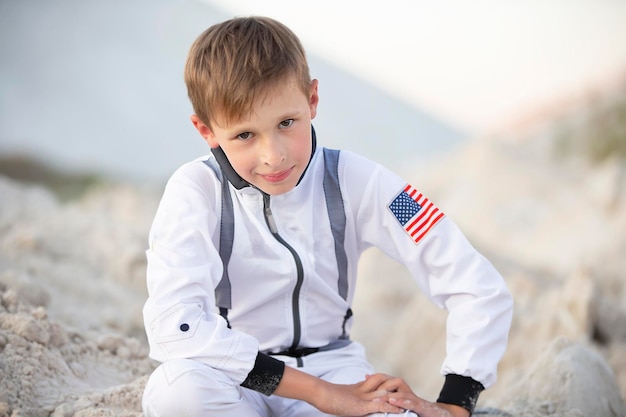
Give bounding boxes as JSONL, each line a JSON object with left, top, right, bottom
{"left": 240, "top": 352, "right": 285, "bottom": 396}
{"left": 437, "top": 374, "right": 485, "bottom": 414}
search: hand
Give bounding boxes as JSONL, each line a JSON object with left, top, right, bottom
{"left": 274, "top": 367, "right": 404, "bottom": 416}
{"left": 388, "top": 397, "right": 469, "bottom": 417}
{"left": 312, "top": 373, "right": 405, "bottom": 416}
{"left": 367, "top": 374, "right": 470, "bottom": 417}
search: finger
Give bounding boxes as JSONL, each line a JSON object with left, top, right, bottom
{"left": 358, "top": 373, "right": 395, "bottom": 392}
{"left": 370, "top": 397, "right": 405, "bottom": 414}
{"left": 388, "top": 396, "right": 451, "bottom": 417}
{"left": 389, "top": 397, "right": 425, "bottom": 414}
{"left": 374, "top": 377, "right": 410, "bottom": 393}
{"left": 357, "top": 387, "right": 390, "bottom": 402}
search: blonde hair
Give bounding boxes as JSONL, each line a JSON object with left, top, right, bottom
{"left": 184, "top": 16, "right": 311, "bottom": 128}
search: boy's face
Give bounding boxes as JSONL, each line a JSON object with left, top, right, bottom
{"left": 192, "top": 77, "right": 319, "bottom": 195}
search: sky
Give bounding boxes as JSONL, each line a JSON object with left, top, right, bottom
{"left": 1, "top": 0, "right": 625, "bottom": 182}
{"left": 204, "top": 0, "right": 626, "bottom": 134}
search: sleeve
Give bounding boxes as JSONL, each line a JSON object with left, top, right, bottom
{"left": 142, "top": 161, "right": 262, "bottom": 386}
{"left": 340, "top": 152, "right": 513, "bottom": 411}
{"left": 241, "top": 352, "right": 286, "bottom": 395}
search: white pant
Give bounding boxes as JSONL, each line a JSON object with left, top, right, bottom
{"left": 142, "top": 342, "right": 418, "bottom": 417}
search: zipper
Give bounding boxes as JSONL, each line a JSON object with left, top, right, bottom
{"left": 262, "top": 192, "right": 304, "bottom": 356}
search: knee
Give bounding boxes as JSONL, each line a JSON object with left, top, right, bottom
{"left": 142, "top": 359, "right": 240, "bottom": 417}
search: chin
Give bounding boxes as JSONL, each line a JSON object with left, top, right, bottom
{"left": 261, "top": 181, "right": 297, "bottom": 195}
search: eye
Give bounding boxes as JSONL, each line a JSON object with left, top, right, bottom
{"left": 279, "top": 119, "right": 294, "bottom": 129}
{"left": 236, "top": 132, "right": 253, "bottom": 141}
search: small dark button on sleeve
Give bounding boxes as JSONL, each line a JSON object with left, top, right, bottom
{"left": 179, "top": 323, "right": 190, "bottom": 332}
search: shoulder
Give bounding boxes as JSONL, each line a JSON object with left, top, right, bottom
{"left": 322, "top": 148, "right": 382, "bottom": 178}
{"left": 159, "top": 155, "right": 224, "bottom": 206}
{"left": 319, "top": 148, "right": 406, "bottom": 205}
{"left": 330, "top": 148, "right": 402, "bottom": 189}
{"left": 167, "top": 155, "right": 221, "bottom": 187}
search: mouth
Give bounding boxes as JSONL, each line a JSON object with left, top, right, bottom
{"left": 260, "top": 167, "right": 293, "bottom": 183}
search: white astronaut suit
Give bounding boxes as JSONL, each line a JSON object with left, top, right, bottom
{"left": 141, "top": 131, "right": 513, "bottom": 417}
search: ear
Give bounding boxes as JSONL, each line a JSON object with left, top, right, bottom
{"left": 190, "top": 114, "right": 219, "bottom": 148}
{"left": 309, "top": 79, "right": 319, "bottom": 120}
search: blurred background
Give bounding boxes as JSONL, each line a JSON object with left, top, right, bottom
{"left": 2, "top": 0, "right": 624, "bottom": 185}
{"left": 1, "top": 1, "right": 626, "bottom": 413}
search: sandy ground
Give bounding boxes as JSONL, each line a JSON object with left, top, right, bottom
{"left": 1, "top": 85, "right": 625, "bottom": 417}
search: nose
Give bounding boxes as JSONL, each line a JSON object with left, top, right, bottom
{"left": 258, "top": 134, "right": 286, "bottom": 167}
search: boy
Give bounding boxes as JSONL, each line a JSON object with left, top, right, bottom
{"left": 142, "top": 16, "right": 513, "bottom": 417}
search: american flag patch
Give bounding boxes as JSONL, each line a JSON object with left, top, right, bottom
{"left": 388, "top": 184, "right": 445, "bottom": 244}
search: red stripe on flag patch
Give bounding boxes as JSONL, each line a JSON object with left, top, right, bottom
{"left": 389, "top": 184, "right": 445, "bottom": 244}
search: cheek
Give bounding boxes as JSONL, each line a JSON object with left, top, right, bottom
{"left": 297, "top": 137, "right": 313, "bottom": 160}
{"left": 289, "top": 128, "right": 312, "bottom": 158}
{"left": 230, "top": 153, "right": 255, "bottom": 174}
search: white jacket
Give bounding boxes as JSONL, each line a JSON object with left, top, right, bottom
{"left": 143, "top": 145, "right": 513, "bottom": 390}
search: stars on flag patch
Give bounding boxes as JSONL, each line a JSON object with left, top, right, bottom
{"left": 388, "top": 184, "right": 445, "bottom": 244}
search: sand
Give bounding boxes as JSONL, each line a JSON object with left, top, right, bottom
{"left": 1, "top": 90, "right": 625, "bottom": 416}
